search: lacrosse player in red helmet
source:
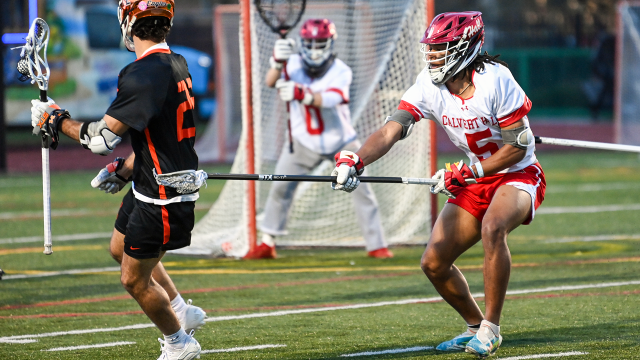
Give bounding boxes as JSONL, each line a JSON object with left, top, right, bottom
{"left": 331, "top": 12, "right": 546, "bottom": 358}
{"left": 30, "top": 1, "right": 203, "bottom": 358}
{"left": 253, "top": 18, "right": 392, "bottom": 259}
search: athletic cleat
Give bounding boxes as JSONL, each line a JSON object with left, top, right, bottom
{"left": 243, "top": 242, "right": 277, "bottom": 259}
{"left": 465, "top": 323, "right": 502, "bottom": 358}
{"left": 157, "top": 331, "right": 201, "bottom": 360}
{"left": 178, "top": 299, "right": 206, "bottom": 333}
{"left": 368, "top": 248, "right": 393, "bottom": 258}
{"left": 435, "top": 329, "right": 476, "bottom": 351}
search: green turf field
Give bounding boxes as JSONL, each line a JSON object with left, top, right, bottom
{"left": 1, "top": 152, "right": 640, "bottom": 359}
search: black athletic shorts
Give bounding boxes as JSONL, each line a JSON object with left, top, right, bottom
{"left": 115, "top": 189, "right": 195, "bottom": 259}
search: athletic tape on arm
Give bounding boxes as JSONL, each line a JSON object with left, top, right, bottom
{"left": 79, "top": 119, "right": 122, "bottom": 156}
{"left": 384, "top": 110, "right": 416, "bottom": 140}
{"left": 501, "top": 125, "right": 533, "bottom": 150}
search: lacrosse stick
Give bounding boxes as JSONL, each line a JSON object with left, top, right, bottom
{"left": 154, "top": 169, "right": 476, "bottom": 194}
{"left": 255, "top": 0, "right": 306, "bottom": 153}
{"left": 16, "top": 18, "right": 52, "bottom": 255}
{"left": 535, "top": 136, "right": 640, "bottom": 153}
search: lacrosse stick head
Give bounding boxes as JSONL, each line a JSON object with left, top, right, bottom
{"left": 154, "top": 169, "right": 207, "bottom": 194}
{"left": 255, "top": 0, "right": 306, "bottom": 38}
{"left": 16, "top": 18, "right": 50, "bottom": 93}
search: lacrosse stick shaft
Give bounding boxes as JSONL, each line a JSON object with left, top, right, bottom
{"left": 42, "top": 146, "right": 52, "bottom": 255}
{"left": 204, "top": 173, "right": 476, "bottom": 185}
{"left": 535, "top": 136, "right": 640, "bottom": 153}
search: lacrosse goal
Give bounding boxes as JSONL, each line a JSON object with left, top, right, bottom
{"left": 615, "top": 1, "right": 640, "bottom": 145}
{"left": 179, "top": 0, "right": 436, "bottom": 258}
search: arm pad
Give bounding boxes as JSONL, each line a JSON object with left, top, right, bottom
{"left": 384, "top": 110, "right": 416, "bottom": 140}
{"left": 501, "top": 125, "right": 534, "bottom": 150}
{"left": 79, "top": 119, "right": 122, "bottom": 156}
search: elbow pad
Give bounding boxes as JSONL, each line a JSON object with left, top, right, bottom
{"left": 384, "top": 110, "right": 416, "bottom": 140}
{"left": 79, "top": 119, "right": 122, "bottom": 156}
{"left": 501, "top": 125, "right": 534, "bottom": 150}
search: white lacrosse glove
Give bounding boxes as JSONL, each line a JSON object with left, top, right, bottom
{"left": 30, "top": 97, "right": 56, "bottom": 129}
{"left": 331, "top": 150, "right": 364, "bottom": 193}
{"left": 91, "top": 157, "right": 131, "bottom": 194}
{"left": 272, "top": 38, "right": 295, "bottom": 63}
{"left": 275, "top": 79, "right": 314, "bottom": 105}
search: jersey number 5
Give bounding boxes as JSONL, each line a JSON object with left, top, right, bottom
{"left": 177, "top": 78, "right": 196, "bottom": 142}
{"left": 465, "top": 129, "right": 499, "bottom": 161}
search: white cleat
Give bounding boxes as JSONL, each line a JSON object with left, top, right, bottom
{"left": 178, "top": 299, "right": 206, "bottom": 333}
{"left": 157, "top": 331, "right": 201, "bottom": 360}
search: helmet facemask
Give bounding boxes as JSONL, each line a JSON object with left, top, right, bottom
{"left": 300, "top": 37, "right": 335, "bottom": 68}
{"left": 421, "top": 32, "right": 482, "bottom": 85}
{"left": 117, "top": 0, "right": 175, "bottom": 52}
{"left": 118, "top": 1, "right": 136, "bottom": 52}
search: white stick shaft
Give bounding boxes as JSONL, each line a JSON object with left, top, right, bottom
{"left": 537, "top": 136, "right": 640, "bottom": 153}
{"left": 42, "top": 148, "right": 52, "bottom": 255}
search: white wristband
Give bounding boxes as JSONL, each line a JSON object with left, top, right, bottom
{"left": 302, "top": 91, "right": 314, "bottom": 105}
{"left": 473, "top": 162, "right": 484, "bottom": 178}
{"left": 269, "top": 56, "right": 283, "bottom": 70}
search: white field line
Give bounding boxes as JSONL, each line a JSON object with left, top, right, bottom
{"left": 341, "top": 346, "right": 433, "bottom": 357}
{"left": 537, "top": 203, "right": 640, "bottom": 214}
{"left": 201, "top": 344, "right": 287, "bottom": 354}
{"left": 546, "top": 182, "right": 638, "bottom": 193}
{"left": 499, "top": 351, "right": 589, "bottom": 360}
{"left": 0, "top": 232, "right": 112, "bottom": 245}
{"left": 0, "top": 203, "right": 212, "bottom": 221}
{"left": 2, "top": 267, "right": 121, "bottom": 280}
{"left": 41, "top": 341, "right": 135, "bottom": 352}
{"left": 1, "top": 280, "right": 639, "bottom": 343}
{"left": 545, "top": 234, "right": 640, "bottom": 243}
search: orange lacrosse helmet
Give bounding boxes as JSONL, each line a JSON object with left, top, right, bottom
{"left": 117, "top": 0, "right": 175, "bottom": 51}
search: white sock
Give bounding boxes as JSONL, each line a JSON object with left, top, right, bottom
{"left": 261, "top": 233, "right": 275, "bottom": 247}
{"left": 170, "top": 294, "right": 188, "bottom": 315}
{"left": 480, "top": 320, "right": 500, "bottom": 336}
{"left": 164, "top": 328, "right": 188, "bottom": 349}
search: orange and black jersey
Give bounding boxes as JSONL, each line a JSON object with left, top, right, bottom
{"left": 106, "top": 49, "right": 198, "bottom": 200}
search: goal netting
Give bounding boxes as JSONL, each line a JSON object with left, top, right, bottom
{"left": 177, "top": 0, "right": 433, "bottom": 258}
{"left": 616, "top": 2, "right": 640, "bottom": 145}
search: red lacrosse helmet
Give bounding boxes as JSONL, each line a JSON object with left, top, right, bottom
{"left": 420, "top": 11, "right": 484, "bottom": 84}
{"left": 118, "top": 0, "right": 175, "bottom": 52}
{"left": 299, "top": 18, "right": 337, "bottom": 77}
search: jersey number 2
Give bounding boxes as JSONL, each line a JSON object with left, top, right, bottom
{"left": 177, "top": 78, "right": 196, "bottom": 141}
{"left": 465, "top": 129, "right": 499, "bottom": 161}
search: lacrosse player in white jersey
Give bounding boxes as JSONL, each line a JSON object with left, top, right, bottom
{"left": 250, "top": 18, "right": 392, "bottom": 259}
{"left": 331, "top": 12, "right": 546, "bottom": 358}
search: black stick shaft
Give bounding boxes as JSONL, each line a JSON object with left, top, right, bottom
{"left": 39, "top": 89, "right": 49, "bottom": 149}
{"left": 206, "top": 173, "right": 405, "bottom": 183}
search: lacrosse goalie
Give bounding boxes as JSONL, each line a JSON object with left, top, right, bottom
{"left": 30, "top": 1, "right": 203, "bottom": 359}
{"left": 331, "top": 12, "right": 546, "bottom": 358}
{"left": 251, "top": 18, "right": 393, "bottom": 259}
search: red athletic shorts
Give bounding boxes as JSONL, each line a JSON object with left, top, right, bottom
{"left": 446, "top": 162, "right": 546, "bottom": 225}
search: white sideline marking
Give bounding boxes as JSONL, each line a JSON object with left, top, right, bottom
{"left": 499, "top": 351, "right": 589, "bottom": 360}
{"left": 341, "top": 346, "right": 433, "bottom": 357}
{"left": 201, "top": 344, "right": 286, "bottom": 354}
{"left": 0, "top": 232, "right": 112, "bottom": 245}
{"left": 1, "top": 280, "right": 639, "bottom": 343}
{"left": 0, "top": 203, "right": 212, "bottom": 221}
{"left": 2, "top": 267, "right": 120, "bottom": 280}
{"left": 546, "top": 182, "right": 638, "bottom": 193}
{"left": 545, "top": 234, "right": 640, "bottom": 243}
{"left": 41, "top": 341, "right": 136, "bottom": 352}
{"left": 537, "top": 204, "right": 640, "bottom": 215}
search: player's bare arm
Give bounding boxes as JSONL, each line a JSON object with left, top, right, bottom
{"left": 470, "top": 118, "right": 528, "bottom": 177}
{"left": 357, "top": 121, "right": 403, "bottom": 166}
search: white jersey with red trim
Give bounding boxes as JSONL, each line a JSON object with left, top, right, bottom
{"left": 285, "top": 54, "right": 355, "bottom": 155}
{"left": 399, "top": 62, "right": 537, "bottom": 173}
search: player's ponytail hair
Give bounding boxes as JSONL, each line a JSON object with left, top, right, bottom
{"left": 131, "top": 17, "right": 171, "bottom": 43}
{"left": 452, "top": 51, "right": 508, "bottom": 82}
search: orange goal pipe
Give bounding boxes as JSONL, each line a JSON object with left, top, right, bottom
{"left": 241, "top": 0, "right": 257, "bottom": 255}
{"left": 427, "top": 0, "right": 438, "bottom": 228}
